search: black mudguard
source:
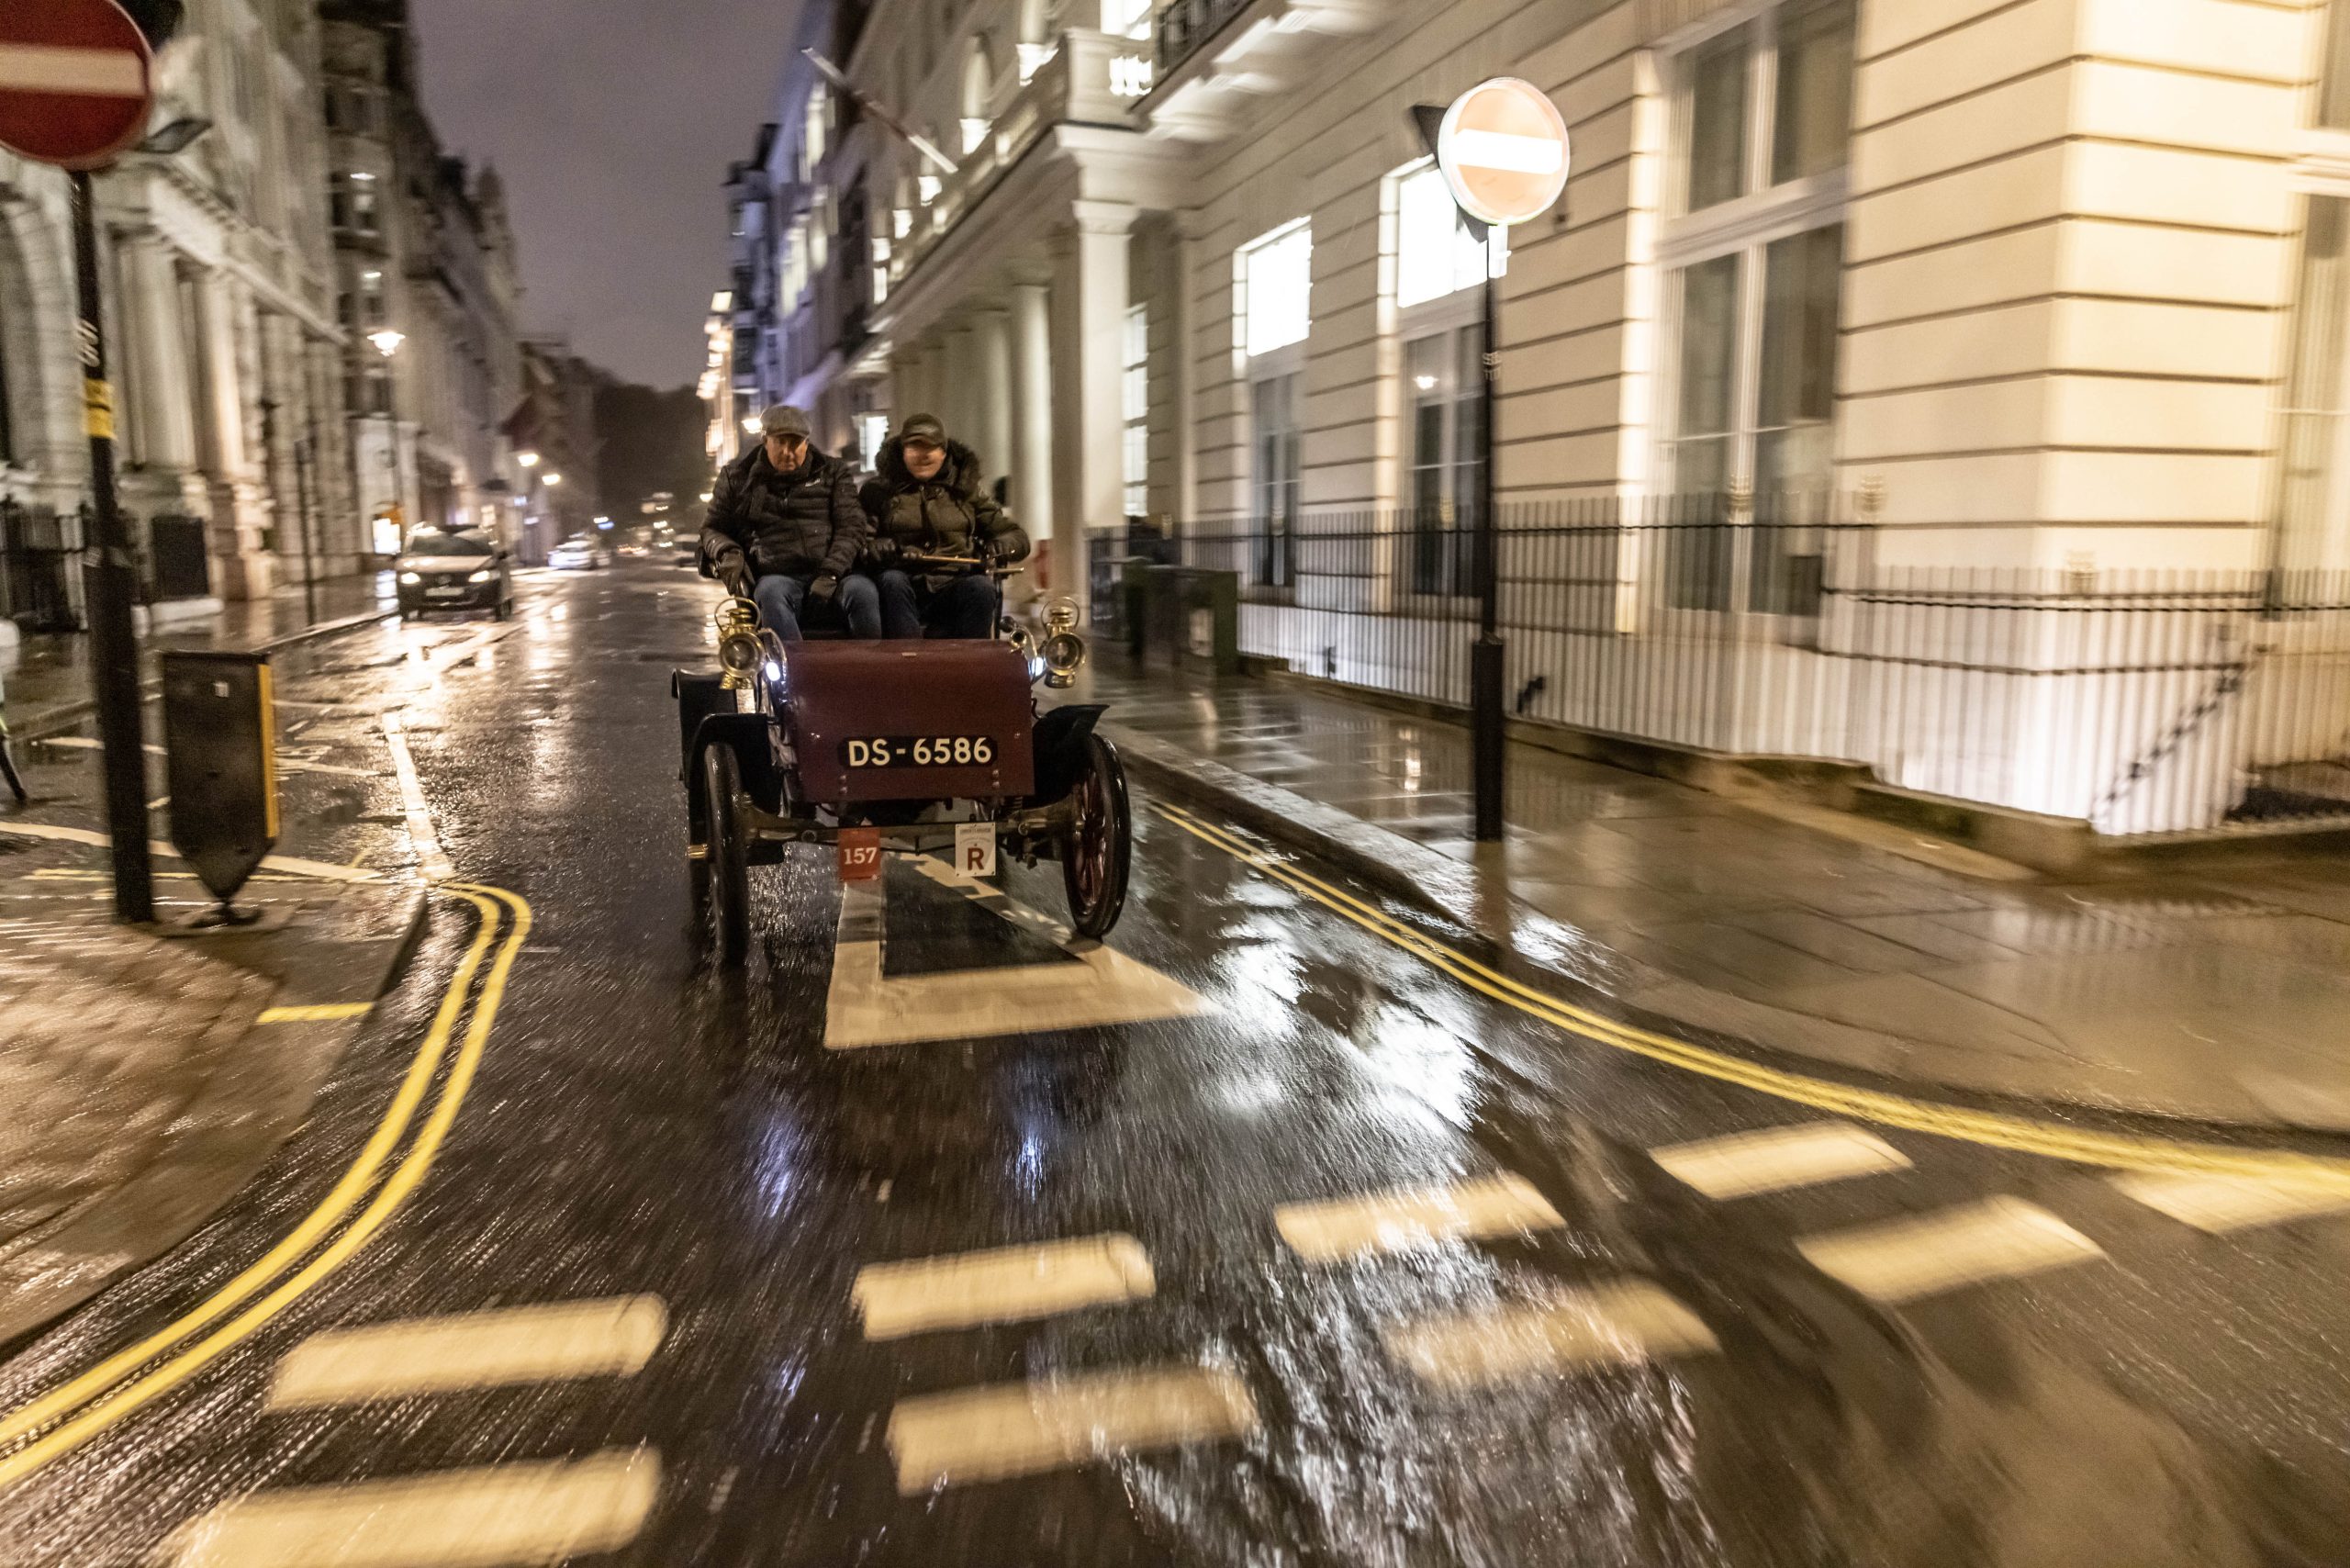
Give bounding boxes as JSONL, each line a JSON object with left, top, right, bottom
{"left": 1031, "top": 704, "right": 1107, "bottom": 805}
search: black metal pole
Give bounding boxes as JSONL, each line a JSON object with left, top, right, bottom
{"left": 70, "top": 171, "right": 154, "bottom": 923}
{"left": 1470, "top": 243, "right": 1505, "bottom": 841}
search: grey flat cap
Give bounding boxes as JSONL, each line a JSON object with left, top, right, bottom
{"left": 760, "top": 405, "right": 812, "bottom": 438}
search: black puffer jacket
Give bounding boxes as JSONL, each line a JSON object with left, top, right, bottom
{"left": 699, "top": 443, "right": 867, "bottom": 581}
{"left": 858, "top": 439, "right": 1029, "bottom": 581}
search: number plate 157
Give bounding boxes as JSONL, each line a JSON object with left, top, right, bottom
{"left": 838, "top": 826, "right": 881, "bottom": 882}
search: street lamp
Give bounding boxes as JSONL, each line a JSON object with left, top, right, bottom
{"left": 368, "top": 328, "right": 405, "bottom": 357}
{"left": 517, "top": 450, "right": 541, "bottom": 468}
{"left": 543, "top": 473, "right": 563, "bottom": 487}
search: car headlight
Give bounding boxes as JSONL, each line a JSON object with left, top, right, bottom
{"left": 718, "top": 629, "right": 762, "bottom": 683}
{"left": 1041, "top": 629, "right": 1087, "bottom": 689}
{"left": 398, "top": 570, "right": 420, "bottom": 584}
{"left": 466, "top": 568, "right": 494, "bottom": 584}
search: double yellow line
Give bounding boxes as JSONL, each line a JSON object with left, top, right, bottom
{"left": 1157, "top": 802, "right": 2350, "bottom": 1193}
{"left": 0, "top": 882, "right": 532, "bottom": 1490}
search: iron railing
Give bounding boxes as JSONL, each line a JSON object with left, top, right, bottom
{"left": 1136, "top": 500, "right": 2350, "bottom": 835}
{"left": 1155, "top": 0, "right": 1255, "bottom": 73}
{"left": 0, "top": 499, "right": 78, "bottom": 633}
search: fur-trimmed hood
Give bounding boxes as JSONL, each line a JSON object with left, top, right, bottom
{"left": 873, "top": 436, "right": 984, "bottom": 496}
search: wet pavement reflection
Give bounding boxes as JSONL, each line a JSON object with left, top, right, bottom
{"left": 1, "top": 566, "right": 2346, "bottom": 1566}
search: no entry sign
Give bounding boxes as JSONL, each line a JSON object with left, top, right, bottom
{"left": 0, "top": 0, "right": 154, "bottom": 172}
{"left": 1437, "top": 77, "right": 1570, "bottom": 229}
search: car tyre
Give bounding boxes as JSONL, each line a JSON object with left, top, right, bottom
{"left": 702, "top": 742, "right": 750, "bottom": 968}
{"left": 1061, "top": 733, "right": 1131, "bottom": 939}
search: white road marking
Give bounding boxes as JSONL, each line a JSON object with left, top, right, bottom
{"left": 822, "top": 878, "right": 1210, "bottom": 1049}
{"left": 2109, "top": 1171, "right": 2350, "bottom": 1236}
{"left": 266, "top": 1296, "right": 667, "bottom": 1410}
{"left": 887, "top": 1366, "right": 1258, "bottom": 1494}
{"left": 1651, "top": 1121, "right": 1912, "bottom": 1200}
{"left": 854, "top": 1235, "right": 1154, "bottom": 1340}
{"left": 1796, "top": 1196, "right": 2104, "bottom": 1305}
{"left": 1381, "top": 1280, "right": 1718, "bottom": 1389}
{"left": 380, "top": 711, "right": 453, "bottom": 882}
{"left": 0, "top": 820, "right": 379, "bottom": 882}
{"left": 1273, "top": 1173, "right": 1564, "bottom": 1262}
{"left": 164, "top": 1448, "right": 660, "bottom": 1568}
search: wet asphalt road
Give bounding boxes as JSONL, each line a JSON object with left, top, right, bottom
{"left": 4, "top": 564, "right": 2350, "bottom": 1566}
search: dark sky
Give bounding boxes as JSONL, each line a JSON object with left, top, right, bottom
{"left": 405, "top": 0, "right": 791, "bottom": 387}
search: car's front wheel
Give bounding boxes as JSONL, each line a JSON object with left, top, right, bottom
{"left": 702, "top": 742, "right": 750, "bottom": 968}
{"left": 1061, "top": 733, "right": 1131, "bottom": 939}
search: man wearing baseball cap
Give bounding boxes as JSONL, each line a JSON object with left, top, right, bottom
{"left": 699, "top": 406, "right": 880, "bottom": 639}
{"left": 857, "top": 413, "right": 1029, "bottom": 639}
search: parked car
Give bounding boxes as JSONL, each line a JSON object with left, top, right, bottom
{"left": 549, "top": 537, "right": 612, "bottom": 571}
{"left": 396, "top": 528, "right": 512, "bottom": 620}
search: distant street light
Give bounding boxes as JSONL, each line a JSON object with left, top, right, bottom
{"left": 543, "top": 473, "right": 563, "bottom": 487}
{"left": 741, "top": 415, "right": 760, "bottom": 435}
{"left": 698, "top": 490, "right": 714, "bottom": 503}
{"left": 517, "top": 450, "right": 541, "bottom": 467}
{"left": 368, "top": 328, "right": 405, "bottom": 357}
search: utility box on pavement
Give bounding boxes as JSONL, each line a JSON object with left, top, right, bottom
{"left": 162, "top": 651, "right": 279, "bottom": 913}
{"left": 1137, "top": 566, "right": 1240, "bottom": 678}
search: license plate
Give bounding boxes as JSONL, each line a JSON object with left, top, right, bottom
{"left": 838, "top": 826, "right": 881, "bottom": 882}
{"left": 425, "top": 587, "right": 464, "bottom": 599}
{"left": 841, "top": 735, "right": 997, "bottom": 768}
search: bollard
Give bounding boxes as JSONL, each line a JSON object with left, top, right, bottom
{"left": 162, "top": 650, "right": 279, "bottom": 924}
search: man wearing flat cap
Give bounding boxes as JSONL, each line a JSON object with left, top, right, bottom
{"left": 858, "top": 412, "right": 1029, "bottom": 639}
{"left": 699, "top": 405, "right": 880, "bottom": 639}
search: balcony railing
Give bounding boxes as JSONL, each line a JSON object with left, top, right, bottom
{"left": 889, "top": 28, "right": 1143, "bottom": 288}
{"left": 1155, "top": 0, "right": 1253, "bottom": 73}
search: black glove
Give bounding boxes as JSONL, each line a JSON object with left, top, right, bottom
{"left": 867, "top": 537, "right": 901, "bottom": 566}
{"left": 808, "top": 573, "right": 840, "bottom": 603}
{"left": 714, "top": 551, "right": 753, "bottom": 598}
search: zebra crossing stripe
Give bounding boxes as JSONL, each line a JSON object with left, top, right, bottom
{"left": 164, "top": 1448, "right": 660, "bottom": 1568}
{"left": 888, "top": 1366, "right": 1258, "bottom": 1493}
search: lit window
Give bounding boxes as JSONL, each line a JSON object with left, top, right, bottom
{"left": 1395, "top": 162, "right": 1505, "bottom": 310}
{"left": 1660, "top": 0, "right": 1852, "bottom": 505}
{"left": 1238, "top": 221, "right": 1311, "bottom": 359}
{"left": 1123, "top": 305, "right": 1148, "bottom": 519}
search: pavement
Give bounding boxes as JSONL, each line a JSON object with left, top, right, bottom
{"left": 0, "top": 561, "right": 2345, "bottom": 1567}
{"left": 0, "top": 574, "right": 400, "bottom": 739}
{"left": 0, "top": 575, "right": 470, "bottom": 1347}
{"left": 1078, "top": 662, "right": 2350, "bottom": 1135}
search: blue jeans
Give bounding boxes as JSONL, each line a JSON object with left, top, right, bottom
{"left": 753, "top": 572, "right": 880, "bottom": 641}
{"left": 875, "top": 569, "right": 1000, "bottom": 639}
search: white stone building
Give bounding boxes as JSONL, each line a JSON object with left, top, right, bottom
{"left": 320, "top": 0, "right": 526, "bottom": 555}
{"left": 738, "top": 0, "right": 2350, "bottom": 829}
{"left": 1, "top": 0, "right": 358, "bottom": 617}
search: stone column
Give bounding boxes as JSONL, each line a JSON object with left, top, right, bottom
{"left": 1010, "top": 282, "right": 1053, "bottom": 549}
{"left": 941, "top": 317, "right": 982, "bottom": 453}
{"left": 1048, "top": 200, "right": 1133, "bottom": 617}
{"left": 120, "top": 234, "right": 197, "bottom": 471}
{"left": 194, "top": 267, "right": 248, "bottom": 479}
{"left": 973, "top": 305, "right": 1013, "bottom": 487}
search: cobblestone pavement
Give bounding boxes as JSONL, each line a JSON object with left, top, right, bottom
{"left": 1083, "top": 663, "right": 2350, "bottom": 1132}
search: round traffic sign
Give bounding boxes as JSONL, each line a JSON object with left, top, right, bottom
{"left": 0, "top": 0, "right": 154, "bottom": 173}
{"left": 1437, "top": 77, "right": 1570, "bottom": 229}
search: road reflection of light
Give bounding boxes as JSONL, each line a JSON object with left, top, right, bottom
{"left": 1356, "top": 1002, "right": 1478, "bottom": 1131}
{"left": 1013, "top": 1128, "right": 1046, "bottom": 1198}
{"left": 750, "top": 1107, "right": 809, "bottom": 1222}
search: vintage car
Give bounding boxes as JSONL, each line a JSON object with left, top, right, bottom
{"left": 674, "top": 587, "right": 1129, "bottom": 966}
